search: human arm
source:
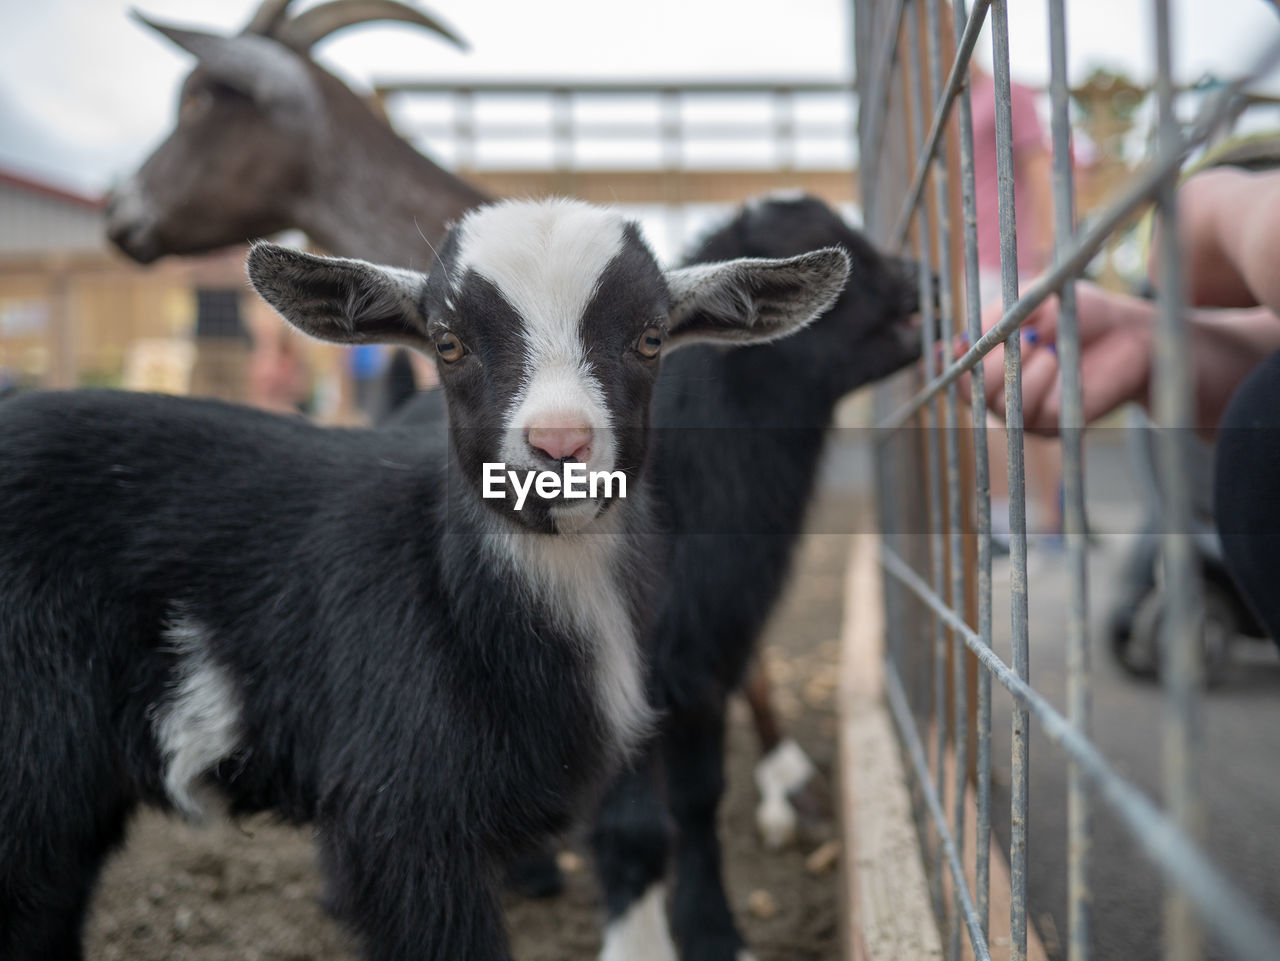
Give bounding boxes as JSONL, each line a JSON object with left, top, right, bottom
{"left": 1018, "top": 145, "right": 1055, "bottom": 273}
{"left": 1151, "top": 166, "right": 1280, "bottom": 310}
{"left": 956, "top": 282, "right": 1280, "bottom": 436}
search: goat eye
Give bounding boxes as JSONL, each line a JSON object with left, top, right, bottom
{"left": 181, "top": 89, "right": 211, "bottom": 117}
{"left": 434, "top": 331, "right": 466, "bottom": 364}
{"left": 635, "top": 326, "right": 665, "bottom": 359}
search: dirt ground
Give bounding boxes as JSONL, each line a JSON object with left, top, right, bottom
{"left": 84, "top": 494, "right": 856, "bottom": 961}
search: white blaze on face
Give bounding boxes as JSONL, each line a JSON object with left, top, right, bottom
{"left": 106, "top": 175, "right": 159, "bottom": 248}
{"left": 455, "top": 199, "right": 624, "bottom": 486}
{"left": 108, "top": 175, "right": 151, "bottom": 220}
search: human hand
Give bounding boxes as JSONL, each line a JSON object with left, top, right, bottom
{"left": 953, "top": 281, "right": 1155, "bottom": 435}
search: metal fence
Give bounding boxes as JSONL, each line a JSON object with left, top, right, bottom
{"left": 853, "top": 1, "right": 1280, "bottom": 960}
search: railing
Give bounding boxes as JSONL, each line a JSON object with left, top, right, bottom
{"left": 371, "top": 78, "right": 860, "bottom": 208}
{"left": 855, "top": 1, "right": 1280, "bottom": 960}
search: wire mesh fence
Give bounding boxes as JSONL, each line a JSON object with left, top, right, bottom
{"left": 853, "top": 1, "right": 1280, "bottom": 959}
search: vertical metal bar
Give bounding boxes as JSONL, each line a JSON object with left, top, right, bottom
{"left": 988, "top": 3, "right": 1030, "bottom": 959}
{"left": 860, "top": 0, "right": 909, "bottom": 233}
{"left": 877, "top": 418, "right": 908, "bottom": 676}
{"left": 862, "top": 0, "right": 883, "bottom": 238}
{"left": 453, "top": 88, "right": 475, "bottom": 170}
{"left": 774, "top": 87, "right": 796, "bottom": 171}
{"left": 553, "top": 89, "right": 575, "bottom": 170}
{"left": 1045, "top": 3, "right": 1092, "bottom": 961}
{"left": 853, "top": 0, "right": 870, "bottom": 111}
{"left": 864, "top": 0, "right": 907, "bottom": 718}
{"left": 904, "top": 0, "right": 948, "bottom": 920}
{"left": 922, "top": 1, "right": 968, "bottom": 958}
{"left": 1151, "top": 3, "right": 1205, "bottom": 960}
{"left": 950, "top": 0, "right": 993, "bottom": 946}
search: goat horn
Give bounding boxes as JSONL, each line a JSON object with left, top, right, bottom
{"left": 243, "top": 0, "right": 296, "bottom": 37}
{"left": 276, "top": 0, "right": 468, "bottom": 52}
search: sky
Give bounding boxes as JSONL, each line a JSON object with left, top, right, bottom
{"left": 0, "top": 0, "right": 1278, "bottom": 196}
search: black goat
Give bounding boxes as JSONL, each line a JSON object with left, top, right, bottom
{"left": 589, "top": 195, "right": 920, "bottom": 961}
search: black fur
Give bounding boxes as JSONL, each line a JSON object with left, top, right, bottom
{"left": 0, "top": 199, "right": 846, "bottom": 961}
{"left": 602, "top": 196, "right": 921, "bottom": 961}
{"left": 0, "top": 391, "right": 626, "bottom": 961}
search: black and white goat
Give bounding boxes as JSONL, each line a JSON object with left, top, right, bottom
{"left": 383, "top": 194, "right": 921, "bottom": 960}
{"left": 0, "top": 198, "right": 848, "bottom": 961}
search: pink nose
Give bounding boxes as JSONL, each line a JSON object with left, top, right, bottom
{"left": 527, "top": 420, "right": 593, "bottom": 462}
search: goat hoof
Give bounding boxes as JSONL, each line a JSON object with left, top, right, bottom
{"left": 756, "top": 794, "right": 797, "bottom": 849}
{"left": 753, "top": 738, "right": 821, "bottom": 849}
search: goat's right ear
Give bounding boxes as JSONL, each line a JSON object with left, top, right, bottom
{"left": 247, "top": 243, "right": 429, "bottom": 348}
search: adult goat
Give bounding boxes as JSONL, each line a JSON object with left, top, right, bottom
{"left": 106, "top": 0, "right": 484, "bottom": 267}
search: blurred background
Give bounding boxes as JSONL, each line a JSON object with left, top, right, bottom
{"left": 3, "top": 0, "right": 1279, "bottom": 421}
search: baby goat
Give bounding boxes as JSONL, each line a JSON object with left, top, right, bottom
{"left": 0, "top": 198, "right": 847, "bottom": 961}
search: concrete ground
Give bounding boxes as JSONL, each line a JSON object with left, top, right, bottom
{"left": 982, "top": 435, "right": 1280, "bottom": 961}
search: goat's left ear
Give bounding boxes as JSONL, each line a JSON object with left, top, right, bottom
{"left": 247, "top": 243, "right": 429, "bottom": 348}
{"left": 133, "top": 13, "right": 318, "bottom": 121}
{"left": 663, "top": 247, "right": 850, "bottom": 349}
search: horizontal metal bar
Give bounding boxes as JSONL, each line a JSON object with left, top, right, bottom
{"left": 884, "top": 659, "right": 993, "bottom": 961}
{"left": 875, "top": 35, "right": 1280, "bottom": 434}
{"left": 887, "top": 0, "right": 991, "bottom": 248}
{"left": 880, "top": 544, "right": 1280, "bottom": 961}
{"left": 375, "top": 78, "right": 854, "bottom": 96}
{"left": 408, "top": 121, "right": 856, "bottom": 140}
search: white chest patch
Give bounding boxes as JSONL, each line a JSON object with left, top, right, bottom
{"left": 487, "top": 521, "right": 653, "bottom": 758}
{"left": 154, "top": 614, "right": 243, "bottom": 821}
